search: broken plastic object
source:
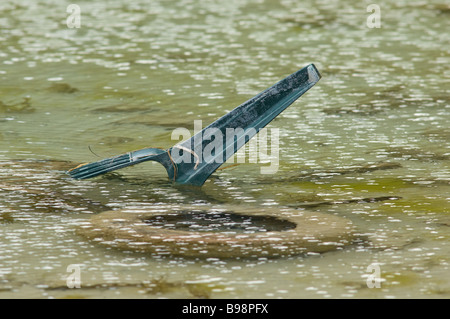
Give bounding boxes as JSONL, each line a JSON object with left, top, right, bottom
{"left": 67, "top": 64, "right": 321, "bottom": 186}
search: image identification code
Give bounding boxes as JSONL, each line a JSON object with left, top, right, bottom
{"left": 227, "top": 303, "right": 268, "bottom": 314}
{"left": 182, "top": 303, "right": 268, "bottom": 316}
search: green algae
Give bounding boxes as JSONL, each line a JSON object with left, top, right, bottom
{"left": 380, "top": 196, "right": 450, "bottom": 215}
{"left": 382, "top": 271, "right": 419, "bottom": 287}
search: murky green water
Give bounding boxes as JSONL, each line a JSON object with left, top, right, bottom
{"left": 1, "top": 0, "right": 449, "bottom": 298}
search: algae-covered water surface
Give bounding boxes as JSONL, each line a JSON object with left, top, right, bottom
{"left": 0, "top": 0, "right": 449, "bottom": 299}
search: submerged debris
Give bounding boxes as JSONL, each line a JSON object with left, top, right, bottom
{"left": 322, "top": 85, "right": 408, "bottom": 116}
{"left": 291, "top": 195, "right": 402, "bottom": 209}
{"left": 367, "top": 233, "right": 424, "bottom": 251}
{"left": 99, "top": 136, "right": 135, "bottom": 146}
{"left": 430, "top": 216, "right": 450, "bottom": 228}
{"left": 421, "top": 128, "right": 450, "bottom": 143}
{"left": 45, "top": 276, "right": 215, "bottom": 299}
{"left": 0, "top": 211, "right": 14, "bottom": 224}
{"left": 46, "top": 83, "right": 79, "bottom": 94}
{"left": 382, "top": 146, "right": 449, "bottom": 161}
{"left": 114, "top": 113, "right": 206, "bottom": 130}
{"left": 322, "top": 104, "right": 383, "bottom": 116}
{"left": 404, "top": 3, "right": 450, "bottom": 15}
{"left": 94, "top": 103, "right": 157, "bottom": 113}
{"left": 279, "top": 10, "right": 337, "bottom": 29}
{"left": 282, "top": 161, "right": 402, "bottom": 182}
{"left": 0, "top": 159, "right": 110, "bottom": 217}
{"left": 0, "top": 97, "right": 34, "bottom": 113}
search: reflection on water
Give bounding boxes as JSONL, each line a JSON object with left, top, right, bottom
{"left": 0, "top": 0, "right": 449, "bottom": 298}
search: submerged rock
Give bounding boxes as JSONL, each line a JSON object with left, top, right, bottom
{"left": 77, "top": 205, "right": 356, "bottom": 258}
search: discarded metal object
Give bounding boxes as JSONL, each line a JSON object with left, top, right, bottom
{"left": 77, "top": 205, "right": 355, "bottom": 258}
{"left": 67, "top": 64, "right": 321, "bottom": 185}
